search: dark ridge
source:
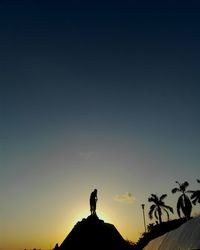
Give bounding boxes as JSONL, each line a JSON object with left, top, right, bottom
{"left": 58, "top": 214, "right": 133, "bottom": 250}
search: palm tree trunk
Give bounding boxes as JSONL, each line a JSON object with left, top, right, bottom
{"left": 158, "top": 207, "right": 162, "bottom": 224}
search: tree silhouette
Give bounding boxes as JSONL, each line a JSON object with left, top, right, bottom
{"left": 171, "top": 181, "right": 192, "bottom": 220}
{"left": 190, "top": 179, "right": 200, "bottom": 205}
{"left": 148, "top": 194, "right": 174, "bottom": 224}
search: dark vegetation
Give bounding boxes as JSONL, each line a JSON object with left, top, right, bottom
{"left": 144, "top": 180, "right": 200, "bottom": 227}
{"left": 131, "top": 217, "right": 187, "bottom": 250}
{"left": 130, "top": 179, "right": 200, "bottom": 249}
{"left": 172, "top": 181, "right": 192, "bottom": 220}
{"left": 148, "top": 194, "right": 173, "bottom": 224}
{"left": 190, "top": 179, "right": 200, "bottom": 205}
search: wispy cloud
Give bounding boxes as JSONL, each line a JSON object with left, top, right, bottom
{"left": 113, "top": 192, "right": 136, "bottom": 203}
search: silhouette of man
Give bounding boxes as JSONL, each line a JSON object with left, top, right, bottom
{"left": 90, "top": 189, "right": 98, "bottom": 215}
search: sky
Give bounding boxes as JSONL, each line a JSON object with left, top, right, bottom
{"left": 1, "top": 1, "right": 200, "bottom": 249}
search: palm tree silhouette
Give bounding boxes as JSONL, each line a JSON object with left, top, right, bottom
{"left": 148, "top": 194, "right": 174, "bottom": 224}
{"left": 171, "top": 181, "right": 192, "bottom": 220}
{"left": 190, "top": 179, "right": 200, "bottom": 205}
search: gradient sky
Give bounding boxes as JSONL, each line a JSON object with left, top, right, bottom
{"left": 1, "top": 1, "right": 200, "bottom": 250}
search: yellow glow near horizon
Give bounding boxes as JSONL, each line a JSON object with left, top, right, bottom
{"left": 66, "top": 207, "right": 138, "bottom": 243}
{"left": 70, "top": 209, "right": 113, "bottom": 228}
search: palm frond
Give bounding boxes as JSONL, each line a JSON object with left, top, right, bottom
{"left": 163, "top": 205, "right": 174, "bottom": 214}
{"left": 183, "top": 194, "right": 192, "bottom": 204}
{"left": 163, "top": 207, "right": 170, "bottom": 221}
{"left": 187, "top": 190, "right": 194, "bottom": 193}
{"left": 148, "top": 197, "right": 153, "bottom": 202}
{"left": 149, "top": 204, "right": 156, "bottom": 220}
{"left": 177, "top": 196, "right": 183, "bottom": 218}
{"left": 183, "top": 194, "right": 192, "bottom": 218}
{"left": 160, "top": 194, "right": 167, "bottom": 201}
{"left": 148, "top": 194, "right": 159, "bottom": 203}
{"left": 183, "top": 181, "right": 189, "bottom": 189}
{"left": 154, "top": 209, "right": 159, "bottom": 220}
{"left": 172, "top": 188, "right": 179, "bottom": 194}
{"left": 191, "top": 190, "right": 200, "bottom": 205}
{"left": 192, "top": 197, "right": 198, "bottom": 205}
{"left": 151, "top": 194, "right": 158, "bottom": 201}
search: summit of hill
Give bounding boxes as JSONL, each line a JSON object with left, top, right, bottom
{"left": 58, "top": 214, "right": 133, "bottom": 250}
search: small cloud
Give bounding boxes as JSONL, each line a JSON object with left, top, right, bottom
{"left": 79, "top": 151, "right": 94, "bottom": 160}
{"left": 113, "top": 192, "right": 136, "bottom": 203}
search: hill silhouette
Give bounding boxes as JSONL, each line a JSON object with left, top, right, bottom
{"left": 59, "top": 214, "right": 133, "bottom": 250}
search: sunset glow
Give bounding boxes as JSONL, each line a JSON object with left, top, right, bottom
{"left": 1, "top": 1, "right": 200, "bottom": 250}
{"left": 71, "top": 210, "right": 113, "bottom": 226}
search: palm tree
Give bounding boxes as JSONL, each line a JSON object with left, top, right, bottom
{"left": 148, "top": 194, "right": 174, "bottom": 224}
{"left": 171, "top": 181, "right": 192, "bottom": 220}
{"left": 190, "top": 179, "right": 200, "bottom": 205}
